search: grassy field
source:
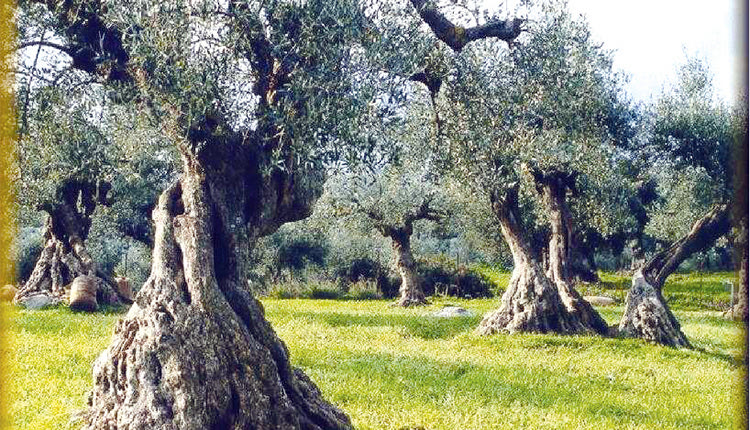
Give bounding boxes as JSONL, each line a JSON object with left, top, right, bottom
{"left": 3, "top": 272, "right": 747, "bottom": 429}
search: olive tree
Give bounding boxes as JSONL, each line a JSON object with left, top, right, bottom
{"left": 14, "top": 83, "right": 128, "bottom": 307}
{"left": 326, "top": 157, "right": 448, "bottom": 307}
{"left": 618, "top": 58, "right": 739, "bottom": 346}
{"left": 432, "top": 2, "right": 630, "bottom": 335}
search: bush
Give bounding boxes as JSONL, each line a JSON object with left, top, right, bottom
{"left": 17, "top": 226, "right": 44, "bottom": 283}
{"left": 263, "top": 280, "right": 345, "bottom": 300}
{"left": 417, "top": 255, "right": 494, "bottom": 298}
{"left": 344, "top": 280, "right": 382, "bottom": 300}
{"left": 333, "top": 257, "right": 400, "bottom": 298}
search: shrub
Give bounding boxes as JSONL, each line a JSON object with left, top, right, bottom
{"left": 17, "top": 226, "right": 44, "bottom": 283}
{"left": 417, "top": 255, "right": 494, "bottom": 298}
{"left": 333, "top": 257, "right": 400, "bottom": 298}
{"left": 344, "top": 280, "right": 382, "bottom": 300}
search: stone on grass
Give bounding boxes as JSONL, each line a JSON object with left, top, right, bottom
{"left": 432, "top": 306, "right": 472, "bottom": 317}
{"left": 583, "top": 296, "right": 616, "bottom": 306}
{"left": 17, "top": 293, "right": 61, "bottom": 310}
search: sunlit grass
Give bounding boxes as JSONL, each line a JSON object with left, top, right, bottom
{"left": 4, "top": 272, "right": 746, "bottom": 429}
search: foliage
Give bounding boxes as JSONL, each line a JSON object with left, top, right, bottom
{"left": 15, "top": 226, "right": 43, "bottom": 283}
{"left": 253, "top": 222, "right": 329, "bottom": 283}
{"left": 86, "top": 214, "right": 152, "bottom": 290}
{"left": 648, "top": 57, "right": 733, "bottom": 192}
{"left": 642, "top": 57, "right": 736, "bottom": 244}
{"left": 16, "top": 84, "right": 115, "bottom": 212}
{"left": 416, "top": 255, "right": 494, "bottom": 298}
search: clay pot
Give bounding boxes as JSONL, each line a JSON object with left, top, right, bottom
{"left": 69, "top": 275, "right": 98, "bottom": 312}
{"left": 115, "top": 277, "right": 133, "bottom": 302}
{"left": 0, "top": 285, "right": 16, "bottom": 302}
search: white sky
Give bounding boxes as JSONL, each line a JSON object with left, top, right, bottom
{"left": 564, "top": 0, "right": 744, "bottom": 104}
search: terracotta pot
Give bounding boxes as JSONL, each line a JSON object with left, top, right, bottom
{"left": 115, "top": 277, "right": 133, "bottom": 302}
{"left": 69, "top": 275, "right": 98, "bottom": 312}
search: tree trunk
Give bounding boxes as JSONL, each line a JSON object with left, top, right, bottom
{"left": 539, "top": 174, "right": 575, "bottom": 285}
{"left": 15, "top": 181, "right": 123, "bottom": 307}
{"left": 390, "top": 230, "right": 426, "bottom": 307}
{"left": 86, "top": 147, "right": 350, "bottom": 430}
{"left": 536, "top": 172, "right": 608, "bottom": 330}
{"left": 725, "top": 224, "right": 748, "bottom": 322}
{"left": 477, "top": 186, "right": 608, "bottom": 336}
{"left": 619, "top": 203, "right": 731, "bottom": 347}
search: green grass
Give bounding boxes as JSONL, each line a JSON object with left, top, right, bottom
{"left": 3, "top": 272, "right": 747, "bottom": 430}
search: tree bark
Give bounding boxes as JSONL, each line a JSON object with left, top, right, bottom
{"left": 15, "top": 180, "right": 123, "bottom": 307}
{"left": 536, "top": 171, "right": 576, "bottom": 285}
{"left": 619, "top": 203, "right": 731, "bottom": 347}
{"left": 390, "top": 228, "right": 426, "bottom": 307}
{"left": 477, "top": 186, "right": 608, "bottom": 335}
{"left": 409, "top": 0, "right": 523, "bottom": 52}
{"left": 532, "top": 170, "right": 608, "bottom": 329}
{"left": 725, "top": 224, "right": 748, "bottom": 322}
{"left": 86, "top": 146, "right": 350, "bottom": 430}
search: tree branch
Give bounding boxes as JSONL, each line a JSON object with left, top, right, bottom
{"left": 17, "top": 40, "right": 73, "bottom": 55}
{"left": 409, "top": 0, "right": 523, "bottom": 52}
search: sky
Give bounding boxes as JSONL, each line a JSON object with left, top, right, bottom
{"left": 564, "top": 0, "right": 744, "bottom": 105}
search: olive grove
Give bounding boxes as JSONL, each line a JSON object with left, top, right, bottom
{"left": 8, "top": 0, "right": 748, "bottom": 428}
{"left": 13, "top": 0, "right": 532, "bottom": 427}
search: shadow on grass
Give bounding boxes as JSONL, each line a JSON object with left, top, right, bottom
{"left": 300, "top": 350, "right": 727, "bottom": 429}
{"left": 691, "top": 346, "right": 746, "bottom": 367}
{"left": 289, "top": 310, "right": 481, "bottom": 340}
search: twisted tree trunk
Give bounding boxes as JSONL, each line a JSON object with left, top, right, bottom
{"left": 534, "top": 170, "right": 608, "bottom": 329}
{"left": 477, "top": 186, "right": 607, "bottom": 335}
{"left": 15, "top": 180, "right": 123, "bottom": 307}
{"left": 725, "top": 224, "right": 748, "bottom": 322}
{"left": 537, "top": 172, "right": 576, "bottom": 285}
{"left": 619, "top": 203, "right": 731, "bottom": 347}
{"left": 390, "top": 228, "right": 426, "bottom": 307}
{"left": 86, "top": 145, "right": 350, "bottom": 430}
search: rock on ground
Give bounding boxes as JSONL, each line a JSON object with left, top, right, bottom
{"left": 432, "top": 306, "right": 472, "bottom": 317}
{"left": 583, "top": 296, "right": 616, "bottom": 306}
{"left": 16, "top": 293, "right": 62, "bottom": 310}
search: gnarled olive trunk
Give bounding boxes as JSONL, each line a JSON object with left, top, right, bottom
{"left": 619, "top": 203, "right": 731, "bottom": 347}
{"left": 390, "top": 228, "right": 426, "bottom": 307}
{"left": 538, "top": 173, "right": 575, "bottom": 285}
{"left": 534, "top": 172, "right": 608, "bottom": 331}
{"left": 86, "top": 146, "right": 350, "bottom": 430}
{"left": 725, "top": 224, "right": 748, "bottom": 322}
{"left": 477, "top": 186, "right": 607, "bottom": 335}
{"left": 533, "top": 169, "right": 599, "bottom": 284}
{"left": 15, "top": 180, "right": 122, "bottom": 307}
